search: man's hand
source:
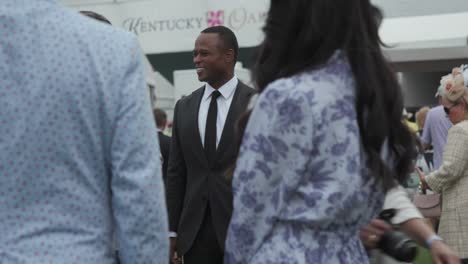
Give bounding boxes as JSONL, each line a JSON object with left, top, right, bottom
{"left": 430, "top": 240, "right": 460, "bottom": 264}
{"left": 360, "top": 219, "right": 392, "bottom": 250}
{"left": 170, "top": 237, "right": 180, "bottom": 264}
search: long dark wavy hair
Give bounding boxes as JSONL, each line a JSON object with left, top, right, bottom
{"left": 232, "top": 0, "right": 416, "bottom": 191}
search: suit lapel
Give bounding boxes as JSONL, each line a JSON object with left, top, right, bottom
{"left": 216, "top": 82, "right": 248, "bottom": 158}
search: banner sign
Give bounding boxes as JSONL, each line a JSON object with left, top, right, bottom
{"left": 68, "top": 0, "right": 269, "bottom": 54}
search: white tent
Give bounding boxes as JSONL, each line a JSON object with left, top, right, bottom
{"left": 381, "top": 12, "right": 468, "bottom": 66}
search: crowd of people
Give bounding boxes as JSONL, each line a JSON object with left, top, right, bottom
{"left": 1, "top": 0, "right": 468, "bottom": 263}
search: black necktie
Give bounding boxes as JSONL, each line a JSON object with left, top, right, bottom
{"left": 204, "top": 90, "right": 221, "bottom": 164}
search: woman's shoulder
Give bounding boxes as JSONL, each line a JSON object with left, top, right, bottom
{"left": 451, "top": 120, "right": 468, "bottom": 133}
{"left": 445, "top": 121, "right": 468, "bottom": 147}
{"left": 262, "top": 73, "right": 348, "bottom": 104}
{"left": 263, "top": 60, "right": 353, "bottom": 104}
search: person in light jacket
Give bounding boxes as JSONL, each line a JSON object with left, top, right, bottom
{"left": 419, "top": 68, "right": 468, "bottom": 263}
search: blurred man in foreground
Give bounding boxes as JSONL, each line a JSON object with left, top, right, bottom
{"left": 0, "top": 1, "right": 168, "bottom": 263}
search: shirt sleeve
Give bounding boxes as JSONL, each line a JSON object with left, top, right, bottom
{"left": 383, "top": 186, "right": 422, "bottom": 224}
{"left": 110, "top": 36, "right": 169, "bottom": 263}
{"left": 420, "top": 110, "right": 433, "bottom": 145}
{"left": 426, "top": 125, "right": 468, "bottom": 193}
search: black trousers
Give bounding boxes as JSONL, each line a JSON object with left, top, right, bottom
{"left": 462, "top": 258, "right": 468, "bottom": 264}
{"left": 183, "top": 205, "right": 223, "bottom": 264}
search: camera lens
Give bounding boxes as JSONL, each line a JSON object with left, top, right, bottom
{"left": 378, "top": 230, "right": 418, "bottom": 262}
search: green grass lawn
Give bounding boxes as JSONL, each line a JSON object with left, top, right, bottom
{"left": 414, "top": 246, "right": 433, "bottom": 264}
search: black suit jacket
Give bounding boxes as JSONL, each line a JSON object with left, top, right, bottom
{"left": 158, "top": 131, "right": 171, "bottom": 184}
{"left": 166, "top": 81, "right": 255, "bottom": 255}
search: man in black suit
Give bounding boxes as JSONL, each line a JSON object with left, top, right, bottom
{"left": 166, "top": 26, "right": 255, "bottom": 263}
{"left": 154, "top": 108, "right": 171, "bottom": 184}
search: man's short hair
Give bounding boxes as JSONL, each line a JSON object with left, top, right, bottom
{"left": 79, "top": 11, "right": 112, "bottom": 25}
{"left": 201, "top": 26, "right": 239, "bottom": 62}
{"left": 154, "top": 108, "right": 167, "bottom": 128}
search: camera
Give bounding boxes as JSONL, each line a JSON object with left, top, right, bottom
{"left": 377, "top": 209, "right": 418, "bottom": 262}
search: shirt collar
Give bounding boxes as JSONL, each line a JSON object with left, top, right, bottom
{"left": 203, "top": 76, "right": 238, "bottom": 101}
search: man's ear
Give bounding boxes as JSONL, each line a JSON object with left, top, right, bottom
{"left": 224, "top": 49, "right": 235, "bottom": 64}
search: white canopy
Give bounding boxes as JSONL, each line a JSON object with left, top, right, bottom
{"left": 381, "top": 12, "right": 468, "bottom": 62}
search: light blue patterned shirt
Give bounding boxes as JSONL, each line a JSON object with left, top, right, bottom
{"left": 0, "top": 0, "right": 168, "bottom": 263}
{"left": 225, "top": 51, "right": 384, "bottom": 263}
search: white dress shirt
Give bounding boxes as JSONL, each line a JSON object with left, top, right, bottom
{"left": 198, "top": 76, "right": 238, "bottom": 147}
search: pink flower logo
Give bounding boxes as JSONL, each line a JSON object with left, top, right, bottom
{"left": 207, "top": 10, "right": 224, "bottom": 26}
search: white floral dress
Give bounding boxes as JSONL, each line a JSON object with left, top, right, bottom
{"left": 225, "top": 51, "right": 384, "bottom": 263}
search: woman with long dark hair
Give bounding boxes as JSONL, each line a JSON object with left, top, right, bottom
{"left": 224, "top": 1, "right": 416, "bottom": 263}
